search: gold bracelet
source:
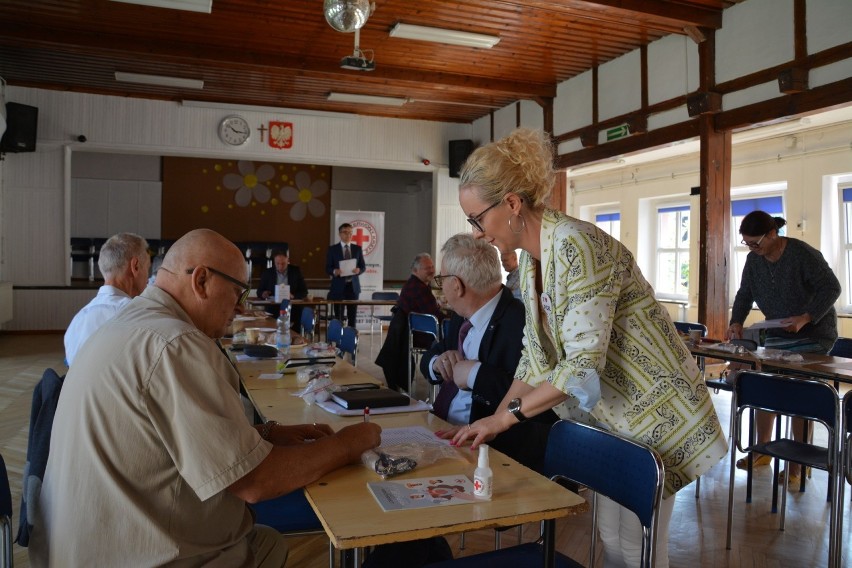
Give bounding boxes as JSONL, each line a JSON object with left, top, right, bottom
{"left": 260, "top": 420, "right": 279, "bottom": 440}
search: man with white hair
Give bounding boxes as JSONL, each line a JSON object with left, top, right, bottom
{"left": 64, "top": 232, "right": 151, "bottom": 366}
{"left": 423, "top": 233, "right": 558, "bottom": 472}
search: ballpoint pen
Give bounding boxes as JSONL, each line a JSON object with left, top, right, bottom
{"left": 364, "top": 406, "right": 370, "bottom": 423}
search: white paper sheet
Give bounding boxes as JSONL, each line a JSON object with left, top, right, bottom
{"left": 339, "top": 258, "right": 357, "bottom": 275}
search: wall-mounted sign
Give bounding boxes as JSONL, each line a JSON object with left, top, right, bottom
{"left": 269, "top": 121, "right": 293, "bottom": 149}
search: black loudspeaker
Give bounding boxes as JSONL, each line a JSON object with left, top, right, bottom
{"left": 448, "top": 139, "right": 474, "bottom": 178}
{"left": 1, "top": 102, "right": 39, "bottom": 153}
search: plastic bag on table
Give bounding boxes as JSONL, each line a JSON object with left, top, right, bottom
{"left": 290, "top": 375, "right": 339, "bottom": 404}
{"left": 361, "top": 442, "right": 462, "bottom": 479}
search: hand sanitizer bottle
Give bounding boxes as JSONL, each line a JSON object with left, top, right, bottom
{"left": 473, "top": 444, "right": 492, "bottom": 500}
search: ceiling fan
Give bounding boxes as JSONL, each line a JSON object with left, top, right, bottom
{"left": 324, "top": 0, "right": 376, "bottom": 71}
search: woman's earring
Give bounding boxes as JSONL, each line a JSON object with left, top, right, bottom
{"left": 509, "top": 213, "right": 526, "bottom": 234}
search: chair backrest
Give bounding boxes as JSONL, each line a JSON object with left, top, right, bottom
{"left": 300, "top": 307, "right": 315, "bottom": 335}
{"left": 673, "top": 321, "right": 707, "bottom": 336}
{"left": 17, "top": 367, "right": 65, "bottom": 547}
{"left": 829, "top": 337, "right": 852, "bottom": 359}
{"left": 544, "top": 419, "right": 664, "bottom": 568}
{"left": 409, "top": 312, "right": 440, "bottom": 351}
{"left": 371, "top": 291, "right": 400, "bottom": 302}
{"left": 339, "top": 327, "right": 358, "bottom": 364}
{"left": 844, "top": 390, "right": 852, "bottom": 485}
{"left": 735, "top": 371, "right": 838, "bottom": 428}
{"left": 327, "top": 319, "right": 344, "bottom": 346}
{"left": 1, "top": 452, "right": 12, "bottom": 568}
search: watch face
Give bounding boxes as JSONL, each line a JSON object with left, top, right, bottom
{"left": 218, "top": 115, "right": 250, "bottom": 146}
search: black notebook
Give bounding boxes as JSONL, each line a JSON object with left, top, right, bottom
{"left": 330, "top": 388, "right": 410, "bottom": 410}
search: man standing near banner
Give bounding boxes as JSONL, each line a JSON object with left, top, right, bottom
{"left": 326, "top": 223, "right": 366, "bottom": 327}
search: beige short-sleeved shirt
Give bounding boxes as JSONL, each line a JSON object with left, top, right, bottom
{"left": 31, "top": 286, "right": 272, "bottom": 567}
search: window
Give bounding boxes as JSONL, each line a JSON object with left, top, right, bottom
{"left": 655, "top": 204, "right": 689, "bottom": 298}
{"left": 595, "top": 211, "right": 620, "bottom": 240}
{"left": 842, "top": 186, "right": 852, "bottom": 306}
{"left": 730, "top": 195, "right": 784, "bottom": 299}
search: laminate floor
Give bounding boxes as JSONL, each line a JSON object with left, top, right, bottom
{"left": 2, "top": 330, "right": 849, "bottom": 567}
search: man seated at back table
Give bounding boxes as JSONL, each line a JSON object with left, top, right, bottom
{"left": 64, "top": 231, "right": 151, "bottom": 366}
{"left": 422, "top": 233, "right": 558, "bottom": 472}
{"left": 32, "top": 228, "right": 381, "bottom": 567}
{"left": 256, "top": 248, "right": 308, "bottom": 327}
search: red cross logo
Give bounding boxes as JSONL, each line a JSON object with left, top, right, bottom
{"left": 352, "top": 227, "right": 371, "bottom": 247}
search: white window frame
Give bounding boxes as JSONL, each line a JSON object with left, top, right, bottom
{"left": 839, "top": 182, "right": 852, "bottom": 310}
{"left": 654, "top": 202, "right": 690, "bottom": 301}
{"left": 593, "top": 209, "right": 621, "bottom": 240}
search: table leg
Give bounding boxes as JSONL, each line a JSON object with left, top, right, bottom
{"left": 543, "top": 518, "right": 555, "bottom": 568}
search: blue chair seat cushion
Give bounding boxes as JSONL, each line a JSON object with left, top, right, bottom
{"left": 249, "top": 491, "right": 322, "bottom": 533}
{"left": 425, "top": 542, "right": 581, "bottom": 567}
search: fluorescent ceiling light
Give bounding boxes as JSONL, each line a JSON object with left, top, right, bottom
{"left": 327, "top": 92, "right": 408, "bottom": 107}
{"left": 115, "top": 72, "right": 204, "bottom": 89}
{"left": 389, "top": 23, "right": 500, "bottom": 48}
{"left": 110, "top": 0, "right": 212, "bottom": 13}
{"left": 182, "top": 100, "right": 357, "bottom": 119}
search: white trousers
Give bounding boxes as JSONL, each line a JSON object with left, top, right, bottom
{"left": 596, "top": 493, "right": 675, "bottom": 568}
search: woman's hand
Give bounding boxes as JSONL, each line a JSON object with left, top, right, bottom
{"left": 450, "top": 413, "right": 512, "bottom": 450}
{"left": 433, "top": 425, "right": 463, "bottom": 440}
{"left": 725, "top": 323, "right": 743, "bottom": 340}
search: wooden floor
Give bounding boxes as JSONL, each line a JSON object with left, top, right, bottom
{"left": 2, "top": 330, "right": 850, "bottom": 567}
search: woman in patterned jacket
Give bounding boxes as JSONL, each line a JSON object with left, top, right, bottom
{"left": 450, "top": 128, "right": 728, "bottom": 568}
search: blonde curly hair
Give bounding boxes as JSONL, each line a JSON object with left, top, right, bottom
{"left": 458, "top": 128, "right": 555, "bottom": 209}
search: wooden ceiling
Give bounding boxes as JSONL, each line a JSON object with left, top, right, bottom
{"left": 0, "top": 0, "right": 733, "bottom": 124}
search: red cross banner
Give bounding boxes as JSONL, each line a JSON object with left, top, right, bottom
{"left": 334, "top": 210, "right": 385, "bottom": 329}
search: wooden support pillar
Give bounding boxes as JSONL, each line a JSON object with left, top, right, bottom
{"left": 697, "top": 115, "right": 731, "bottom": 339}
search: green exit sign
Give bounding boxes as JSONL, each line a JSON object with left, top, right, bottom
{"left": 606, "top": 124, "right": 630, "bottom": 141}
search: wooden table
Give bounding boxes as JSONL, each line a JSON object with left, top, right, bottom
{"left": 690, "top": 342, "right": 852, "bottom": 385}
{"left": 237, "top": 356, "right": 586, "bottom": 566}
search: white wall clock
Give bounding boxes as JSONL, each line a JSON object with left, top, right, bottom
{"left": 218, "top": 115, "right": 250, "bottom": 146}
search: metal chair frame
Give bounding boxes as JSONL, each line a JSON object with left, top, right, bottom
{"left": 407, "top": 312, "right": 440, "bottom": 398}
{"left": 726, "top": 371, "right": 841, "bottom": 568}
{"left": 370, "top": 291, "right": 399, "bottom": 339}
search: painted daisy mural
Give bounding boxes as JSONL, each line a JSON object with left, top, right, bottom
{"left": 223, "top": 160, "right": 275, "bottom": 207}
{"left": 280, "top": 170, "right": 328, "bottom": 221}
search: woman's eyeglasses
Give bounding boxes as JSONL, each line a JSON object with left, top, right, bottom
{"left": 740, "top": 233, "right": 767, "bottom": 249}
{"left": 466, "top": 201, "right": 501, "bottom": 232}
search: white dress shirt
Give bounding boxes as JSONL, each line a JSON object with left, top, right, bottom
{"left": 64, "top": 285, "right": 133, "bottom": 366}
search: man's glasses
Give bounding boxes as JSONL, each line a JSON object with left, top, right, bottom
{"left": 186, "top": 266, "right": 250, "bottom": 305}
{"left": 433, "top": 274, "right": 459, "bottom": 290}
{"left": 740, "top": 233, "right": 767, "bottom": 249}
{"left": 466, "top": 200, "right": 502, "bottom": 233}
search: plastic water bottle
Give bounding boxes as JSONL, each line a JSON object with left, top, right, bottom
{"left": 276, "top": 300, "right": 291, "bottom": 356}
{"left": 473, "top": 444, "right": 492, "bottom": 500}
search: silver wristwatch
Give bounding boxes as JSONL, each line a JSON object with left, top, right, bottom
{"left": 507, "top": 398, "right": 528, "bottom": 422}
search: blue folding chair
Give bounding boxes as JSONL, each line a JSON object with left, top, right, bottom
{"left": 250, "top": 491, "right": 334, "bottom": 568}
{"left": 1, "top": 453, "right": 12, "bottom": 568}
{"left": 426, "top": 419, "right": 665, "bottom": 568}
{"left": 327, "top": 318, "right": 344, "bottom": 347}
{"left": 339, "top": 326, "right": 358, "bottom": 366}
{"left": 371, "top": 291, "right": 399, "bottom": 338}
{"left": 726, "top": 371, "right": 840, "bottom": 568}
{"left": 408, "top": 312, "right": 440, "bottom": 397}
{"left": 300, "top": 306, "right": 316, "bottom": 342}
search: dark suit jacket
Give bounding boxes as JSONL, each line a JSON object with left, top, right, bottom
{"left": 420, "top": 287, "right": 558, "bottom": 472}
{"left": 325, "top": 242, "right": 366, "bottom": 298}
{"left": 256, "top": 265, "right": 308, "bottom": 300}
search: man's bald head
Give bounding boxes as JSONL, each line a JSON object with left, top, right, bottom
{"left": 156, "top": 229, "right": 248, "bottom": 338}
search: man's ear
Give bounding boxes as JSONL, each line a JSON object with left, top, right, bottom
{"left": 129, "top": 256, "right": 141, "bottom": 276}
{"left": 188, "top": 267, "right": 211, "bottom": 300}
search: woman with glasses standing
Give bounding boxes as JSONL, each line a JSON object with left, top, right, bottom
{"left": 451, "top": 128, "right": 728, "bottom": 568}
{"left": 726, "top": 210, "right": 840, "bottom": 477}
